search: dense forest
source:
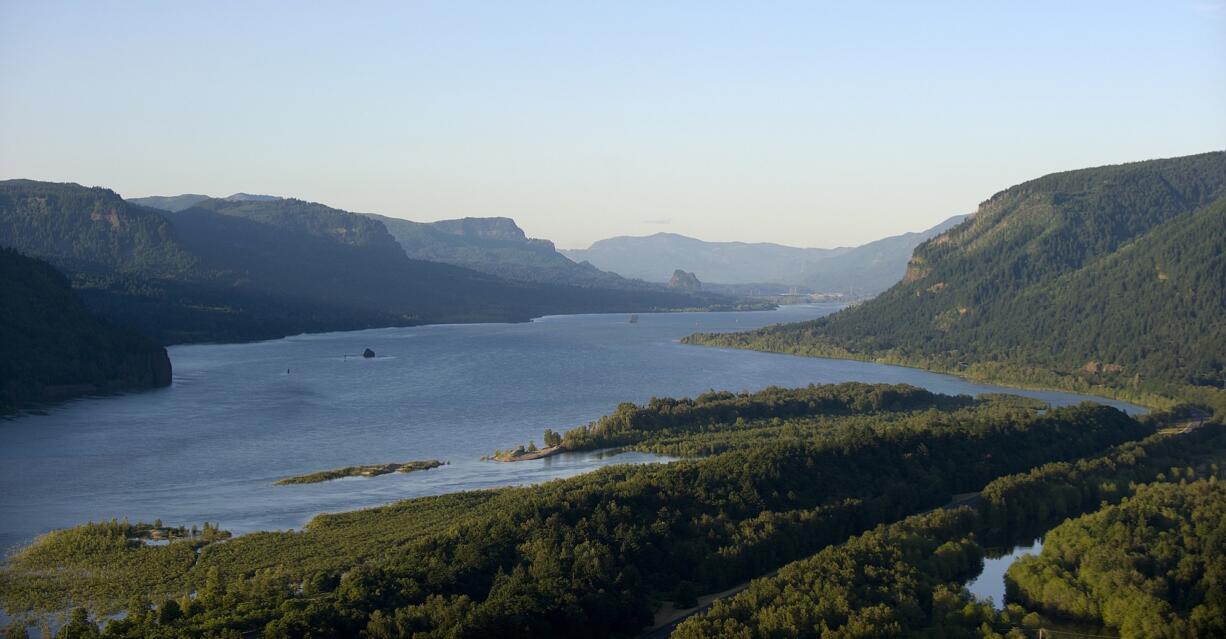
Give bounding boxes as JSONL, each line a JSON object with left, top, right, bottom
{"left": 0, "top": 384, "right": 1156, "bottom": 637}
{"left": 674, "top": 422, "right": 1226, "bottom": 638}
{"left": 0, "top": 248, "right": 170, "bottom": 413}
{"left": 0, "top": 181, "right": 742, "bottom": 346}
{"left": 1006, "top": 480, "right": 1226, "bottom": 638}
{"left": 686, "top": 152, "right": 1226, "bottom": 413}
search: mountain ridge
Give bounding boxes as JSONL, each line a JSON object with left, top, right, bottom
{"left": 563, "top": 215, "right": 967, "bottom": 293}
{"left": 685, "top": 151, "right": 1226, "bottom": 412}
{"left": 1, "top": 183, "right": 744, "bottom": 345}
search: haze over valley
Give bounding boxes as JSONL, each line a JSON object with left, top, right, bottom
{"left": 1, "top": 2, "right": 1223, "bottom": 638}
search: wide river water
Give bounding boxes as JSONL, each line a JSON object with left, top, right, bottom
{"left": 0, "top": 304, "right": 1141, "bottom": 551}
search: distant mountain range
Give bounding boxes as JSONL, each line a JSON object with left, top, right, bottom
{"left": 561, "top": 215, "right": 967, "bottom": 295}
{"left": 127, "top": 192, "right": 282, "bottom": 211}
{"left": 688, "top": 151, "right": 1226, "bottom": 411}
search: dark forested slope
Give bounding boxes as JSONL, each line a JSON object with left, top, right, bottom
{"left": 688, "top": 152, "right": 1226, "bottom": 408}
{"left": 1, "top": 181, "right": 743, "bottom": 344}
{"left": 0, "top": 248, "right": 170, "bottom": 412}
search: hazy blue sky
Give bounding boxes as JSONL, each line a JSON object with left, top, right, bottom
{"left": 1, "top": 1, "right": 1223, "bottom": 248}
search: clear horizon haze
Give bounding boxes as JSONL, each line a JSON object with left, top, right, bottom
{"left": 1, "top": 1, "right": 1223, "bottom": 249}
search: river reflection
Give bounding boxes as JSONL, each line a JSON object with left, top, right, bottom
{"left": 966, "top": 538, "right": 1042, "bottom": 608}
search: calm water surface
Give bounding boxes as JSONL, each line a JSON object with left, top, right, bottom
{"left": 966, "top": 538, "right": 1043, "bottom": 608}
{"left": 0, "top": 305, "right": 1141, "bottom": 551}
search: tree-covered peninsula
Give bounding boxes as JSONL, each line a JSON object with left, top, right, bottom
{"left": 0, "top": 383, "right": 1165, "bottom": 637}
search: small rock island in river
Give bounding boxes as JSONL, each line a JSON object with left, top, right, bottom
{"left": 275, "top": 460, "right": 444, "bottom": 485}
{"left": 362, "top": 348, "right": 376, "bottom": 358}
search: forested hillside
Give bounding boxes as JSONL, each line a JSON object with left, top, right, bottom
{"left": 0, "top": 181, "right": 743, "bottom": 344}
{"left": 0, "top": 180, "right": 197, "bottom": 276}
{"left": 1006, "top": 479, "right": 1226, "bottom": 638}
{"left": 0, "top": 248, "right": 170, "bottom": 412}
{"left": 687, "top": 152, "right": 1226, "bottom": 410}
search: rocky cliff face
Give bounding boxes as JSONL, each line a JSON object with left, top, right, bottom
{"left": 668, "top": 269, "right": 702, "bottom": 291}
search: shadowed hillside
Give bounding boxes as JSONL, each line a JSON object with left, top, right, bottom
{"left": 0, "top": 248, "right": 171, "bottom": 412}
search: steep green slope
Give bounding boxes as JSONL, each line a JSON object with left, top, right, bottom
{"left": 687, "top": 152, "right": 1226, "bottom": 408}
{"left": 0, "top": 180, "right": 197, "bottom": 276}
{"left": 796, "top": 213, "right": 968, "bottom": 294}
{"left": 0, "top": 248, "right": 171, "bottom": 412}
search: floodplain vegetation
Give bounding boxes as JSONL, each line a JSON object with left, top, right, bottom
{"left": 274, "top": 460, "right": 444, "bottom": 485}
{"left": 7, "top": 382, "right": 1222, "bottom": 638}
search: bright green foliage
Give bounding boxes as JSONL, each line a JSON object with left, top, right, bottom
{"left": 672, "top": 508, "right": 987, "bottom": 639}
{"left": 555, "top": 382, "right": 965, "bottom": 451}
{"left": 0, "top": 520, "right": 227, "bottom": 617}
{"left": 1007, "top": 479, "right": 1226, "bottom": 638}
{"left": 0, "top": 248, "right": 170, "bottom": 412}
{"left": 675, "top": 424, "right": 1226, "bottom": 639}
{"left": 686, "top": 152, "right": 1226, "bottom": 411}
{"left": 0, "top": 385, "right": 1150, "bottom": 638}
{"left": 979, "top": 424, "right": 1226, "bottom": 532}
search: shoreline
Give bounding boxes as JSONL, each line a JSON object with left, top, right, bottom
{"left": 679, "top": 339, "right": 1158, "bottom": 414}
{"left": 484, "top": 445, "right": 564, "bottom": 462}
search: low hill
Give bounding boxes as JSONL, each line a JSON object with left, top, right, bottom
{"left": 687, "top": 151, "right": 1226, "bottom": 410}
{"left": 562, "top": 215, "right": 965, "bottom": 294}
{"left": 126, "top": 193, "right": 210, "bottom": 212}
{"left": 0, "top": 248, "right": 171, "bottom": 412}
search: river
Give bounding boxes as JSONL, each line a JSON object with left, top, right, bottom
{"left": 0, "top": 304, "right": 1142, "bottom": 551}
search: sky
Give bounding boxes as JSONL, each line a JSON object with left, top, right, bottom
{"left": 1, "top": 2, "right": 1223, "bottom": 249}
